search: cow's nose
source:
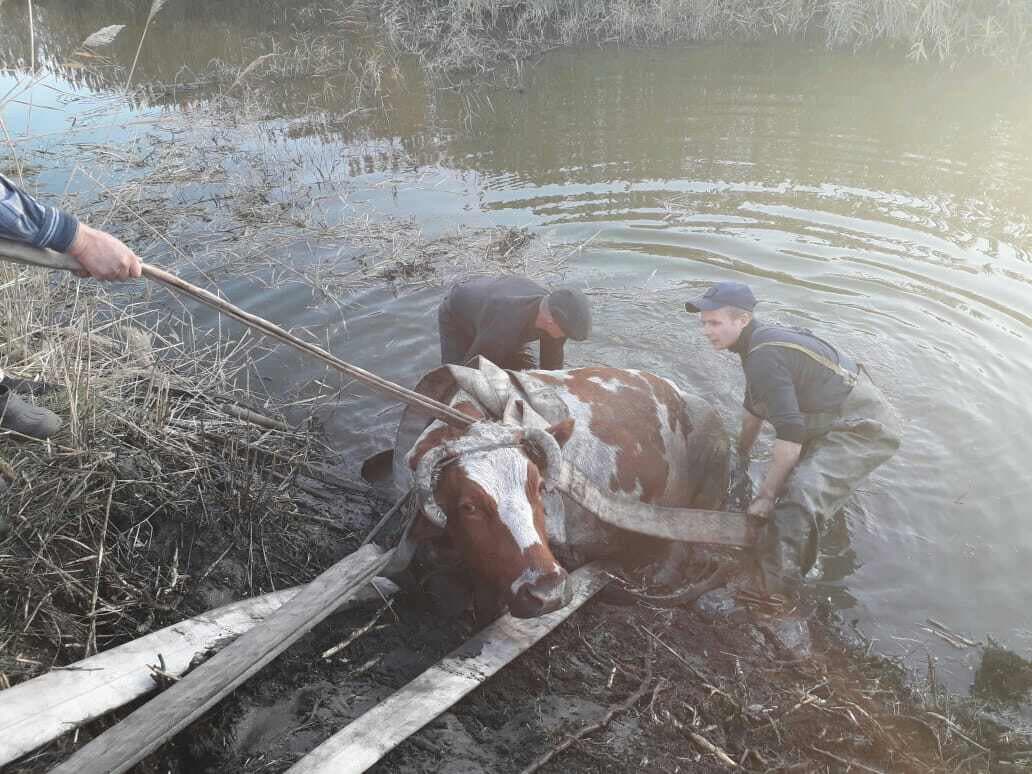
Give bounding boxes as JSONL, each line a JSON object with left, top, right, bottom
{"left": 510, "top": 571, "right": 572, "bottom": 618}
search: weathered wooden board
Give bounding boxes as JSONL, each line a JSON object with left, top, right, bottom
{"left": 0, "top": 577, "right": 397, "bottom": 767}
{"left": 287, "top": 563, "right": 611, "bottom": 774}
{"left": 48, "top": 544, "right": 392, "bottom": 774}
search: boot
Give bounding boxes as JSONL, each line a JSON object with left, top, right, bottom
{"left": 0, "top": 384, "right": 62, "bottom": 439}
{"left": 755, "top": 503, "right": 817, "bottom": 598}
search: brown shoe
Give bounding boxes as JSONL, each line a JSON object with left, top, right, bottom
{"left": 0, "top": 385, "right": 62, "bottom": 439}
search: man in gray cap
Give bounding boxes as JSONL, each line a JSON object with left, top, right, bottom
{"left": 438, "top": 275, "right": 591, "bottom": 371}
{"left": 684, "top": 281, "right": 901, "bottom": 595}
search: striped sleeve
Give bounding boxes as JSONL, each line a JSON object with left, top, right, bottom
{"left": 0, "top": 173, "right": 79, "bottom": 251}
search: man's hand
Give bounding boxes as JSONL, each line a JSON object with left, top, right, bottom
{"left": 67, "top": 223, "right": 142, "bottom": 281}
{"left": 747, "top": 495, "right": 775, "bottom": 519}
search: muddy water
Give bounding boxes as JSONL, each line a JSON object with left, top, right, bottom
{"left": 2, "top": 3, "right": 1031, "bottom": 692}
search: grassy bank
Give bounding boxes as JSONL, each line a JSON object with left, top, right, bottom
{"left": 0, "top": 263, "right": 380, "bottom": 688}
{"left": 377, "top": 0, "right": 1032, "bottom": 75}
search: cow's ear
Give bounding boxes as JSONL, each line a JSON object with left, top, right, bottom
{"left": 547, "top": 418, "right": 575, "bottom": 448}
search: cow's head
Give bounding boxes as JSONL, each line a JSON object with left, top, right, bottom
{"left": 411, "top": 419, "right": 575, "bottom": 618}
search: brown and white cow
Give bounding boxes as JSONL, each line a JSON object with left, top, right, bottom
{"left": 389, "top": 364, "right": 730, "bottom": 619}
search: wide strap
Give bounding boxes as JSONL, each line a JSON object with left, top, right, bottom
{"left": 556, "top": 460, "right": 760, "bottom": 548}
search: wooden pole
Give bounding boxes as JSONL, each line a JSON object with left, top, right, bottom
{"left": 0, "top": 239, "right": 474, "bottom": 431}
{"left": 0, "top": 239, "right": 759, "bottom": 549}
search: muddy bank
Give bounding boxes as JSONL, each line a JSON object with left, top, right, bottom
{"left": 112, "top": 578, "right": 1032, "bottom": 772}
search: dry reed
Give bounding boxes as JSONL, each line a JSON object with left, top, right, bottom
{"left": 0, "top": 263, "right": 372, "bottom": 686}
{"left": 374, "top": 0, "right": 1032, "bottom": 77}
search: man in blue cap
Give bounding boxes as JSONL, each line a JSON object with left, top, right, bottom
{"left": 685, "top": 281, "right": 901, "bottom": 595}
{"left": 438, "top": 275, "right": 591, "bottom": 371}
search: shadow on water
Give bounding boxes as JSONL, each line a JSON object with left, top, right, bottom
{"left": 2, "top": 2, "right": 1031, "bottom": 692}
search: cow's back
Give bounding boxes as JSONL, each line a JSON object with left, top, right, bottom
{"left": 521, "top": 367, "right": 729, "bottom": 554}
{"left": 394, "top": 363, "right": 729, "bottom": 559}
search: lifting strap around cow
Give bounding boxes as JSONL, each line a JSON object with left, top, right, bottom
{"left": 392, "top": 357, "right": 762, "bottom": 549}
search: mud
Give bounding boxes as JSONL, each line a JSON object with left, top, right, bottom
{"left": 7, "top": 464, "right": 1030, "bottom": 774}
{"left": 135, "top": 578, "right": 1002, "bottom": 773}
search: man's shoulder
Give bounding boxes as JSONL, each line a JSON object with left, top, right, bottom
{"left": 747, "top": 322, "right": 799, "bottom": 345}
{"left": 453, "top": 274, "right": 545, "bottom": 298}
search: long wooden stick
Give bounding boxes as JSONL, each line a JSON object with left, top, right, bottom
{"left": 1, "top": 238, "right": 758, "bottom": 548}
{"left": 0, "top": 239, "right": 473, "bottom": 430}
{"left": 49, "top": 544, "right": 392, "bottom": 774}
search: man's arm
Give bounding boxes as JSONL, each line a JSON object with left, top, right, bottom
{"left": 539, "top": 336, "right": 565, "bottom": 370}
{"left": 1, "top": 173, "right": 78, "bottom": 251}
{"left": 748, "top": 439, "right": 803, "bottom": 517}
{"left": 67, "top": 223, "right": 142, "bottom": 281}
{"left": 742, "top": 353, "right": 805, "bottom": 518}
{"left": 1, "top": 174, "right": 141, "bottom": 281}
{"left": 737, "top": 410, "right": 763, "bottom": 458}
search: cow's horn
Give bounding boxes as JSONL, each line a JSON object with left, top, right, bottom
{"left": 522, "top": 427, "right": 562, "bottom": 491}
{"left": 414, "top": 444, "right": 452, "bottom": 528}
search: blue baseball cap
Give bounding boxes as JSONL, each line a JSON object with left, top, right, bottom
{"left": 684, "top": 282, "right": 757, "bottom": 313}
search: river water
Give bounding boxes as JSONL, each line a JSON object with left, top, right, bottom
{"left": 2, "top": 1, "right": 1030, "bottom": 693}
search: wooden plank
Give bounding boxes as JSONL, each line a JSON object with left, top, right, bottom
{"left": 0, "top": 579, "right": 397, "bottom": 768}
{"left": 287, "top": 563, "right": 611, "bottom": 774}
{"left": 49, "top": 544, "right": 392, "bottom": 774}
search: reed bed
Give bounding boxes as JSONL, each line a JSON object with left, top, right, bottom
{"left": 0, "top": 264, "right": 377, "bottom": 688}
{"left": 375, "top": 0, "right": 1032, "bottom": 77}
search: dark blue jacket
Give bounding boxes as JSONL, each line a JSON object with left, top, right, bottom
{"left": 0, "top": 174, "right": 79, "bottom": 251}
{"left": 731, "top": 319, "right": 858, "bottom": 444}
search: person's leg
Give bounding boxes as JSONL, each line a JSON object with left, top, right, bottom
{"left": 760, "top": 377, "right": 901, "bottom": 594}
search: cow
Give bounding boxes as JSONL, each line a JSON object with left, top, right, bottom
{"left": 380, "top": 359, "right": 731, "bottom": 619}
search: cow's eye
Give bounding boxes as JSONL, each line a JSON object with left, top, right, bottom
{"left": 459, "top": 501, "right": 479, "bottom": 516}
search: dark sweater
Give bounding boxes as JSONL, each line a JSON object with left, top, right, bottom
{"left": 442, "top": 276, "right": 565, "bottom": 369}
{"left": 731, "top": 319, "right": 858, "bottom": 444}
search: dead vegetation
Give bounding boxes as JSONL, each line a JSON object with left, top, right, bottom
{"left": 0, "top": 262, "right": 379, "bottom": 687}
{"left": 428, "top": 598, "right": 1032, "bottom": 773}
{"left": 376, "top": 0, "right": 1032, "bottom": 78}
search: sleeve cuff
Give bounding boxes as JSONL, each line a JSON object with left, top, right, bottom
{"left": 40, "top": 207, "right": 79, "bottom": 252}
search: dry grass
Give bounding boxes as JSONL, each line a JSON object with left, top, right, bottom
{"left": 0, "top": 262, "right": 372, "bottom": 685}
{"left": 374, "top": 0, "right": 1032, "bottom": 78}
